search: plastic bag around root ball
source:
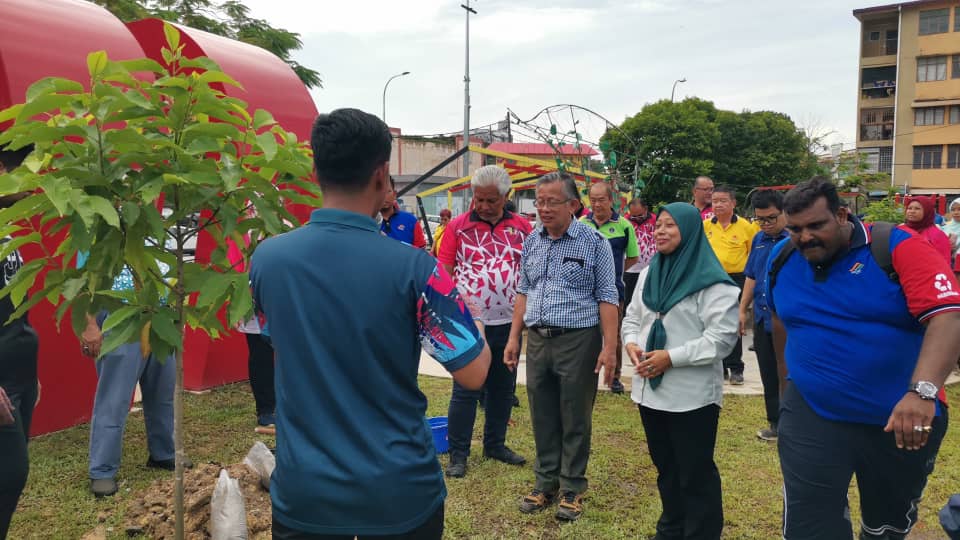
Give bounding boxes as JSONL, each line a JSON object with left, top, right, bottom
{"left": 242, "top": 441, "right": 275, "bottom": 491}
{"left": 210, "top": 468, "right": 248, "bottom": 540}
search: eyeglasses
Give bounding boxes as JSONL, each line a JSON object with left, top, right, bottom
{"left": 752, "top": 213, "right": 781, "bottom": 225}
{"left": 534, "top": 198, "right": 571, "bottom": 209}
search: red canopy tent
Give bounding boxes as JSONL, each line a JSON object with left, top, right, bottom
{"left": 0, "top": 0, "right": 319, "bottom": 434}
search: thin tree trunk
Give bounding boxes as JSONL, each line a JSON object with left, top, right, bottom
{"left": 174, "top": 342, "right": 185, "bottom": 539}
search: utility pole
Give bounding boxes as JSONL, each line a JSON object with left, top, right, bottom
{"left": 462, "top": 1, "right": 476, "bottom": 177}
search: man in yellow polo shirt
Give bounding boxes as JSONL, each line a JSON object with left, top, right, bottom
{"left": 703, "top": 185, "right": 758, "bottom": 385}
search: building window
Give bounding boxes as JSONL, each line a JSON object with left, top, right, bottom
{"left": 913, "top": 145, "right": 942, "bottom": 169}
{"left": 920, "top": 8, "right": 949, "bottom": 35}
{"left": 914, "top": 107, "right": 945, "bottom": 125}
{"left": 954, "top": 55, "right": 960, "bottom": 78}
{"left": 956, "top": 7, "right": 960, "bottom": 31}
{"left": 918, "top": 56, "right": 948, "bottom": 81}
{"left": 952, "top": 106, "right": 960, "bottom": 124}
{"left": 949, "top": 145, "right": 960, "bottom": 168}
{"left": 886, "top": 30, "right": 898, "bottom": 55}
{"left": 861, "top": 108, "right": 895, "bottom": 141}
{"left": 869, "top": 31, "right": 880, "bottom": 40}
{"left": 879, "top": 147, "right": 893, "bottom": 173}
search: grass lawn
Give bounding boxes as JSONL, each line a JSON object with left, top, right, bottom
{"left": 9, "top": 378, "right": 958, "bottom": 539}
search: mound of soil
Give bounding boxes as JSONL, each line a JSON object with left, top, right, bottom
{"left": 124, "top": 462, "right": 271, "bottom": 539}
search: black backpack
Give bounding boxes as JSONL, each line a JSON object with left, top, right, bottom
{"left": 768, "top": 221, "right": 899, "bottom": 293}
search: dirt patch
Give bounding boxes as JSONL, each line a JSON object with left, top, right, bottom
{"left": 123, "top": 462, "right": 271, "bottom": 539}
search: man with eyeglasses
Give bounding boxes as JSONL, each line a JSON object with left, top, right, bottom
{"left": 505, "top": 172, "right": 619, "bottom": 522}
{"left": 703, "top": 185, "right": 758, "bottom": 385}
{"left": 740, "top": 189, "right": 788, "bottom": 441}
{"left": 693, "top": 176, "right": 715, "bottom": 221}
{"left": 580, "top": 182, "right": 638, "bottom": 394}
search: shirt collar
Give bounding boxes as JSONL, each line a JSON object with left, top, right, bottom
{"left": 710, "top": 214, "right": 739, "bottom": 224}
{"left": 587, "top": 210, "right": 620, "bottom": 228}
{"left": 309, "top": 208, "right": 380, "bottom": 233}
{"left": 763, "top": 228, "right": 790, "bottom": 241}
{"left": 539, "top": 217, "right": 581, "bottom": 239}
{"left": 469, "top": 209, "right": 514, "bottom": 226}
{"left": 849, "top": 214, "right": 869, "bottom": 250}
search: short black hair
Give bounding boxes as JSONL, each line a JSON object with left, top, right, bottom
{"left": 750, "top": 189, "right": 783, "bottom": 211}
{"left": 0, "top": 143, "right": 33, "bottom": 171}
{"left": 713, "top": 185, "right": 736, "bottom": 200}
{"left": 310, "top": 108, "right": 392, "bottom": 193}
{"left": 629, "top": 195, "right": 647, "bottom": 207}
{"left": 783, "top": 176, "right": 840, "bottom": 215}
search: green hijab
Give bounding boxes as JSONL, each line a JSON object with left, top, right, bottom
{"left": 641, "top": 202, "right": 733, "bottom": 388}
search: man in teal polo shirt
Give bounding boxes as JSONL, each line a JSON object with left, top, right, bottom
{"left": 251, "top": 108, "right": 490, "bottom": 539}
{"left": 582, "top": 181, "right": 638, "bottom": 394}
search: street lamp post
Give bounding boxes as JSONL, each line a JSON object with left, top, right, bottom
{"left": 382, "top": 71, "right": 410, "bottom": 125}
{"left": 671, "top": 77, "right": 687, "bottom": 102}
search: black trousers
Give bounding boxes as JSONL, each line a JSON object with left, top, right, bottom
{"left": 722, "top": 273, "right": 746, "bottom": 373}
{"left": 245, "top": 333, "right": 275, "bottom": 416}
{"left": 0, "top": 378, "right": 37, "bottom": 539}
{"left": 639, "top": 404, "right": 723, "bottom": 540}
{"left": 624, "top": 271, "right": 640, "bottom": 309}
{"left": 447, "top": 324, "right": 517, "bottom": 456}
{"left": 778, "top": 383, "right": 947, "bottom": 539}
{"left": 272, "top": 504, "right": 443, "bottom": 540}
{"left": 753, "top": 324, "right": 779, "bottom": 426}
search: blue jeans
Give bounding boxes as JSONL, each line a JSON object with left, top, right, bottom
{"left": 88, "top": 339, "right": 175, "bottom": 480}
{"left": 446, "top": 323, "right": 516, "bottom": 456}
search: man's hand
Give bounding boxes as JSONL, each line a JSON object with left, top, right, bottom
{"left": 0, "top": 387, "right": 15, "bottom": 426}
{"left": 80, "top": 318, "right": 103, "bottom": 358}
{"left": 884, "top": 392, "right": 937, "bottom": 450}
{"left": 738, "top": 310, "right": 748, "bottom": 337}
{"left": 595, "top": 346, "right": 617, "bottom": 386}
{"left": 504, "top": 338, "right": 521, "bottom": 372}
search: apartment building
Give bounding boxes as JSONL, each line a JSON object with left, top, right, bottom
{"left": 854, "top": 1, "right": 960, "bottom": 194}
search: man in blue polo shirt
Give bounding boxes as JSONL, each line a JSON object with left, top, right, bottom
{"left": 380, "top": 176, "right": 427, "bottom": 249}
{"left": 769, "top": 178, "right": 960, "bottom": 540}
{"left": 739, "top": 189, "right": 788, "bottom": 442}
{"left": 251, "top": 108, "right": 491, "bottom": 539}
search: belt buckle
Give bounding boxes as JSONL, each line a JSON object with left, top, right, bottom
{"left": 535, "top": 326, "right": 552, "bottom": 338}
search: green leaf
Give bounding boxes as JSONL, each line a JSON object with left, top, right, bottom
{"left": 101, "top": 305, "right": 142, "bottom": 334}
{"left": 197, "top": 70, "right": 242, "bottom": 89}
{"left": 0, "top": 104, "right": 23, "bottom": 124}
{"left": 256, "top": 132, "right": 278, "bottom": 161}
{"left": 99, "top": 315, "right": 141, "bottom": 358}
{"left": 0, "top": 259, "right": 44, "bottom": 308}
{"left": 162, "top": 22, "right": 181, "bottom": 51}
{"left": 0, "top": 233, "right": 40, "bottom": 264}
{"left": 17, "top": 93, "right": 77, "bottom": 121}
{"left": 87, "top": 51, "right": 109, "bottom": 79}
{"left": 25, "top": 77, "right": 85, "bottom": 101}
{"left": 253, "top": 109, "right": 276, "bottom": 130}
{"left": 121, "top": 201, "right": 141, "bottom": 227}
{"left": 196, "top": 272, "right": 233, "bottom": 309}
{"left": 87, "top": 196, "right": 120, "bottom": 228}
{"left": 116, "top": 58, "right": 165, "bottom": 75}
{"left": 227, "top": 279, "right": 253, "bottom": 326}
{"left": 151, "top": 309, "right": 182, "bottom": 348}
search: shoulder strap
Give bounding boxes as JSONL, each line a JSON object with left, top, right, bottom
{"left": 767, "top": 241, "right": 796, "bottom": 294}
{"left": 868, "top": 221, "right": 898, "bottom": 283}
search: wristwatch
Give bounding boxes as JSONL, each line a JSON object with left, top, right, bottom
{"left": 909, "top": 381, "right": 938, "bottom": 401}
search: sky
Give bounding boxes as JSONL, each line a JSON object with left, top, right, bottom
{"left": 241, "top": 0, "right": 872, "bottom": 152}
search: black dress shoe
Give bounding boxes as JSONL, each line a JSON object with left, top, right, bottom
{"left": 610, "top": 379, "right": 625, "bottom": 394}
{"left": 445, "top": 454, "right": 467, "bottom": 478}
{"left": 484, "top": 446, "right": 526, "bottom": 465}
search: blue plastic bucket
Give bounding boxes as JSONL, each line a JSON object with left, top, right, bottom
{"left": 427, "top": 416, "right": 449, "bottom": 454}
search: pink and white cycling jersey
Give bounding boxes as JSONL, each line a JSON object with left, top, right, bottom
{"left": 438, "top": 210, "right": 532, "bottom": 325}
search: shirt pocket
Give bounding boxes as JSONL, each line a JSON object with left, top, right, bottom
{"left": 559, "top": 257, "right": 592, "bottom": 287}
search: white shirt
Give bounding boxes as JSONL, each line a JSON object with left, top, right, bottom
{"left": 621, "top": 266, "right": 740, "bottom": 412}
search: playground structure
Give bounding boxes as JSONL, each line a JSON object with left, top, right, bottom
{"left": 0, "top": 0, "right": 318, "bottom": 435}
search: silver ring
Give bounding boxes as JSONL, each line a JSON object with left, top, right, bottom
{"left": 913, "top": 425, "right": 925, "bottom": 433}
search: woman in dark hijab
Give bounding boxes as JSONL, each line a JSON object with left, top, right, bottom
{"left": 903, "top": 196, "right": 952, "bottom": 264}
{"left": 622, "top": 202, "right": 739, "bottom": 540}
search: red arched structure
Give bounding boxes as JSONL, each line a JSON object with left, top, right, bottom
{"left": 1, "top": 1, "right": 320, "bottom": 433}
{"left": 0, "top": 0, "right": 151, "bottom": 435}
{"left": 126, "top": 19, "right": 318, "bottom": 391}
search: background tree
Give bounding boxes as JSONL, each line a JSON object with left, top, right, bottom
{"left": 0, "top": 24, "right": 319, "bottom": 538}
{"left": 601, "top": 98, "right": 719, "bottom": 205}
{"left": 91, "top": 0, "right": 323, "bottom": 89}
{"left": 602, "top": 98, "right": 818, "bottom": 206}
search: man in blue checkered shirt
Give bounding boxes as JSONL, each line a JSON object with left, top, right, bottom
{"left": 504, "top": 172, "right": 619, "bottom": 522}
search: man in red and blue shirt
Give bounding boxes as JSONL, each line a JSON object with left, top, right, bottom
{"left": 380, "top": 176, "right": 427, "bottom": 249}
{"left": 438, "top": 165, "right": 532, "bottom": 478}
{"left": 768, "top": 178, "right": 960, "bottom": 540}
{"left": 251, "top": 109, "right": 490, "bottom": 539}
